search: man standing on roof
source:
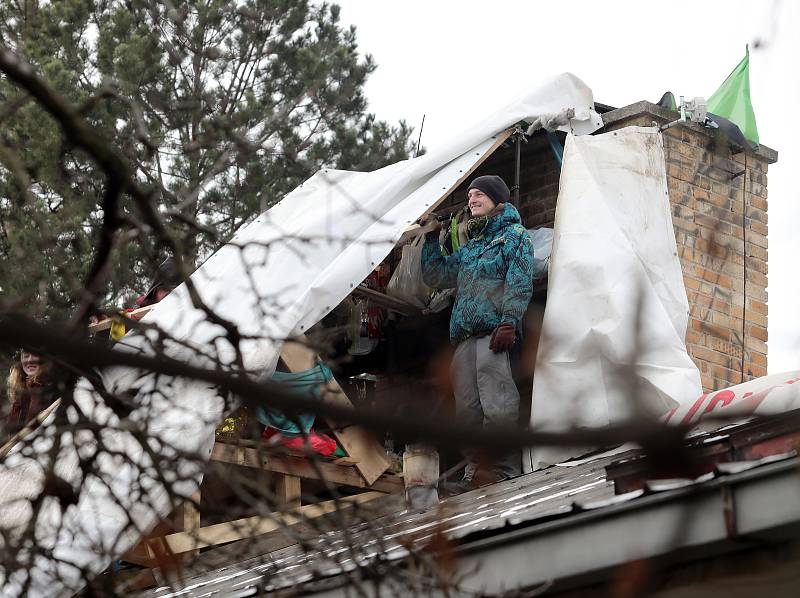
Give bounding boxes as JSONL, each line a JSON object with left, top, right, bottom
{"left": 420, "top": 175, "right": 534, "bottom": 493}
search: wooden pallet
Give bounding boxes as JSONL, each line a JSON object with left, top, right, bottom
{"left": 123, "top": 337, "right": 396, "bottom": 566}
{"left": 123, "top": 489, "right": 386, "bottom": 565}
{"left": 210, "top": 439, "right": 402, "bottom": 494}
{"left": 84, "top": 276, "right": 396, "bottom": 575}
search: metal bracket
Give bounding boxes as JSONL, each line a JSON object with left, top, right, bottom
{"left": 511, "top": 125, "right": 528, "bottom": 210}
{"left": 659, "top": 118, "right": 684, "bottom": 133}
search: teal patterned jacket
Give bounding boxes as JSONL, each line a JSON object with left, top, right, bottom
{"left": 421, "top": 203, "right": 535, "bottom": 345}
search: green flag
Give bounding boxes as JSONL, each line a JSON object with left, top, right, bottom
{"left": 707, "top": 46, "right": 759, "bottom": 144}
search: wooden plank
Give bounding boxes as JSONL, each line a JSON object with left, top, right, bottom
{"left": 173, "top": 490, "right": 201, "bottom": 557}
{"left": 275, "top": 474, "right": 301, "bottom": 509}
{"left": 121, "top": 519, "right": 179, "bottom": 566}
{"left": 351, "top": 284, "right": 421, "bottom": 316}
{"left": 280, "top": 336, "right": 390, "bottom": 485}
{"left": 174, "top": 490, "right": 201, "bottom": 532}
{"left": 149, "top": 491, "right": 384, "bottom": 555}
{"left": 0, "top": 398, "right": 61, "bottom": 460}
{"left": 87, "top": 305, "right": 153, "bottom": 333}
{"left": 172, "top": 493, "right": 407, "bottom": 577}
{"left": 397, "top": 127, "right": 515, "bottom": 245}
{"left": 209, "top": 442, "right": 403, "bottom": 494}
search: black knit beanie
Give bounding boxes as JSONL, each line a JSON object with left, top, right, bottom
{"left": 467, "top": 175, "right": 510, "bottom": 206}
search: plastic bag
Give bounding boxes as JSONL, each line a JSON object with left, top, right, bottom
{"left": 386, "top": 232, "right": 431, "bottom": 309}
{"left": 527, "top": 227, "right": 554, "bottom": 280}
{"left": 427, "top": 288, "right": 455, "bottom": 313}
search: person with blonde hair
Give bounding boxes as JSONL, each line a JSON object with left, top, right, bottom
{"left": 6, "top": 350, "right": 59, "bottom": 435}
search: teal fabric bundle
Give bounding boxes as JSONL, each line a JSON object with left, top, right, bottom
{"left": 256, "top": 363, "right": 333, "bottom": 436}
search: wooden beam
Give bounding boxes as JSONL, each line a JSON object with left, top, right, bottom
{"left": 280, "top": 336, "right": 390, "bottom": 485}
{"left": 397, "top": 127, "right": 515, "bottom": 245}
{"left": 209, "top": 442, "right": 403, "bottom": 494}
{"left": 142, "top": 491, "right": 384, "bottom": 556}
{"left": 275, "top": 474, "right": 301, "bottom": 509}
{"left": 352, "top": 284, "right": 421, "bottom": 316}
{"left": 0, "top": 398, "right": 61, "bottom": 459}
{"left": 172, "top": 490, "right": 201, "bottom": 557}
{"left": 173, "top": 490, "right": 201, "bottom": 532}
{"left": 87, "top": 305, "right": 153, "bottom": 333}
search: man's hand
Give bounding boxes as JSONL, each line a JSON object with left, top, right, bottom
{"left": 489, "top": 323, "right": 516, "bottom": 353}
{"left": 418, "top": 214, "right": 442, "bottom": 234}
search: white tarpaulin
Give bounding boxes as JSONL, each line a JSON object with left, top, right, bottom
{"left": 525, "top": 127, "right": 703, "bottom": 471}
{"left": 0, "top": 74, "right": 602, "bottom": 596}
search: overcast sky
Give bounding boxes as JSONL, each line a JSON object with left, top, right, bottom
{"left": 336, "top": 0, "right": 799, "bottom": 374}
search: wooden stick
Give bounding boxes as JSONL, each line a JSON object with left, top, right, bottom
{"left": 352, "top": 284, "right": 421, "bottom": 316}
{"left": 0, "top": 398, "right": 61, "bottom": 459}
{"left": 275, "top": 474, "right": 301, "bottom": 509}
{"left": 172, "top": 490, "right": 201, "bottom": 557}
{"left": 87, "top": 305, "right": 154, "bottom": 333}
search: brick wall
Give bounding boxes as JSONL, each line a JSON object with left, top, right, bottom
{"left": 431, "top": 105, "right": 775, "bottom": 392}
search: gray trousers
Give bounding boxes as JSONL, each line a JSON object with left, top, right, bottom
{"left": 450, "top": 336, "right": 521, "bottom": 479}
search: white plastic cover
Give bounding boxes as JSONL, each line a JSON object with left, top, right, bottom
{"left": 525, "top": 127, "right": 703, "bottom": 471}
{"left": 0, "top": 74, "right": 602, "bottom": 596}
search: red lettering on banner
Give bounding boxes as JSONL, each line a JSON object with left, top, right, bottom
{"left": 680, "top": 394, "right": 709, "bottom": 425}
{"left": 663, "top": 407, "right": 678, "bottom": 423}
{"left": 700, "top": 389, "right": 736, "bottom": 417}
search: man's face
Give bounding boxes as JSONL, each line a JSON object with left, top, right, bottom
{"left": 21, "top": 351, "right": 41, "bottom": 378}
{"left": 467, "top": 188, "right": 494, "bottom": 217}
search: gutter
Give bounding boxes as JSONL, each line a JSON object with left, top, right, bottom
{"left": 309, "top": 458, "right": 800, "bottom": 597}
{"left": 452, "top": 458, "right": 800, "bottom": 595}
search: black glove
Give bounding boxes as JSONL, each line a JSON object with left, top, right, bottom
{"left": 489, "top": 323, "right": 516, "bottom": 353}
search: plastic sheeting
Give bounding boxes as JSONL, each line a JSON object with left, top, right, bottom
{"left": 527, "top": 227, "right": 553, "bottom": 280}
{"left": 525, "top": 127, "right": 703, "bottom": 471}
{"left": 0, "top": 74, "right": 602, "bottom": 596}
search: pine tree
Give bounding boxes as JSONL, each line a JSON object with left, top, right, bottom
{"left": 0, "top": 0, "right": 415, "bottom": 317}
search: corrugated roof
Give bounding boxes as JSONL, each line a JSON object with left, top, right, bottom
{"left": 139, "top": 415, "right": 800, "bottom": 597}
